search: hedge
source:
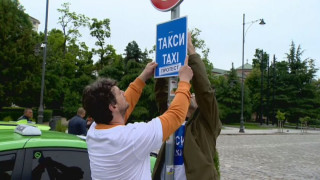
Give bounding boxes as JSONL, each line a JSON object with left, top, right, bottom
{"left": 0, "top": 107, "right": 53, "bottom": 123}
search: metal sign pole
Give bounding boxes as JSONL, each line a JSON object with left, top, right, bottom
{"left": 164, "top": 5, "right": 180, "bottom": 180}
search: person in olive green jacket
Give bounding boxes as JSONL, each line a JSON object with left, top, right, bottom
{"left": 152, "top": 32, "right": 222, "bottom": 180}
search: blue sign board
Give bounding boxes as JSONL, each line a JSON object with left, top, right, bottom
{"left": 155, "top": 16, "right": 187, "bottom": 78}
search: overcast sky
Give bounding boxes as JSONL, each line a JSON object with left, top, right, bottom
{"left": 20, "top": 0, "right": 320, "bottom": 78}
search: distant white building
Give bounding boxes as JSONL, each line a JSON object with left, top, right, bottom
{"left": 29, "top": 16, "right": 40, "bottom": 32}
{"left": 212, "top": 61, "right": 253, "bottom": 81}
{"left": 236, "top": 62, "right": 253, "bottom": 80}
{"left": 15, "top": 0, "right": 41, "bottom": 31}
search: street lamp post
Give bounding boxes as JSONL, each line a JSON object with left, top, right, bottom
{"left": 260, "top": 50, "right": 264, "bottom": 125}
{"left": 38, "top": 0, "right": 49, "bottom": 124}
{"left": 240, "top": 13, "right": 265, "bottom": 133}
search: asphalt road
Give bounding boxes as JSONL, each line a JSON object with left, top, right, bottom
{"left": 217, "top": 134, "right": 320, "bottom": 180}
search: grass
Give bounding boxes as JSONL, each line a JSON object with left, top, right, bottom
{"left": 224, "top": 122, "right": 276, "bottom": 129}
{"left": 224, "top": 122, "right": 320, "bottom": 130}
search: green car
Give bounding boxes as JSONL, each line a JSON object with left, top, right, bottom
{"left": 0, "top": 124, "right": 157, "bottom": 180}
{"left": 0, "top": 121, "right": 50, "bottom": 131}
{"left": 0, "top": 124, "right": 90, "bottom": 180}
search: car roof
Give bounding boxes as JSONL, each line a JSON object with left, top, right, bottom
{"left": 0, "top": 128, "right": 87, "bottom": 152}
{"left": 0, "top": 121, "right": 50, "bottom": 131}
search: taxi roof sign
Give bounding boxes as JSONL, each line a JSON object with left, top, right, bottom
{"left": 15, "top": 124, "right": 41, "bottom": 136}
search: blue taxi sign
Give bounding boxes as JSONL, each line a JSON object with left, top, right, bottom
{"left": 155, "top": 16, "right": 187, "bottom": 78}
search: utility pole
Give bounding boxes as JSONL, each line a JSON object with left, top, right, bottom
{"left": 240, "top": 14, "right": 265, "bottom": 132}
{"left": 38, "top": 0, "right": 49, "bottom": 124}
{"left": 272, "top": 55, "right": 276, "bottom": 125}
{"left": 266, "top": 56, "right": 270, "bottom": 125}
{"left": 260, "top": 50, "right": 264, "bottom": 125}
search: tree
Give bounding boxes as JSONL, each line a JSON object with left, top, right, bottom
{"left": 0, "top": 0, "right": 43, "bottom": 108}
{"left": 215, "top": 65, "right": 246, "bottom": 123}
{"left": 245, "top": 68, "right": 262, "bottom": 121}
{"left": 124, "top": 41, "right": 146, "bottom": 63}
{"left": 118, "top": 41, "right": 157, "bottom": 122}
{"left": 99, "top": 53, "right": 124, "bottom": 82}
{"left": 276, "top": 110, "right": 285, "bottom": 133}
{"left": 254, "top": 42, "right": 320, "bottom": 126}
{"left": 189, "top": 28, "right": 215, "bottom": 84}
{"left": 57, "top": 2, "right": 89, "bottom": 57}
{"left": 189, "top": 28, "right": 252, "bottom": 123}
{"left": 41, "top": 28, "right": 94, "bottom": 118}
{"left": 89, "top": 18, "right": 112, "bottom": 70}
{"left": 248, "top": 49, "right": 269, "bottom": 123}
{"left": 283, "top": 42, "right": 319, "bottom": 124}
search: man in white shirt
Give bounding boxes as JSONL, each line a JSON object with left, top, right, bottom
{"left": 83, "top": 59, "right": 193, "bottom": 180}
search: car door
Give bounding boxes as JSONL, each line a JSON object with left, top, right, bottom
{"left": 0, "top": 150, "right": 25, "bottom": 180}
{"left": 22, "top": 148, "right": 91, "bottom": 180}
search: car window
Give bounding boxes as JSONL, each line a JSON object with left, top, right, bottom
{"left": 31, "top": 149, "right": 91, "bottom": 180}
{"left": 0, "top": 153, "right": 16, "bottom": 180}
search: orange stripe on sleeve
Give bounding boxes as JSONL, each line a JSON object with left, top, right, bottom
{"left": 124, "top": 78, "right": 145, "bottom": 122}
{"left": 159, "top": 81, "right": 191, "bottom": 141}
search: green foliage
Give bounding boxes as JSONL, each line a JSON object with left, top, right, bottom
{"left": 245, "top": 68, "right": 262, "bottom": 119}
{"left": 99, "top": 55, "right": 125, "bottom": 81}
{"left": 189, "top": 28, "right": 206, "bottom": 52}
{"left": 189, "top": 29, "right": 214, "bottom": 83}
{"left": 57, "top": 2, "right": 89, "bottom": 57}
{"left": 90, "top": 18, "right": 112, "bottom": 70}
{"left": 214, "top": 150, "right": 220, "bottom": 177}
{"left": 0, "top": 107, "right": 52, "bottom": 123}
{"left": 33, "top": 109, "right": 53, "bottom": 123}
{"left": 55, "top": 119, "right": 67, "bottom": 132}
{"left": 63, "top": 89, "right": 82, "bottom": 119}
{"left": 308, "top": 118, "right": 320, "bottom": 126}
{"left": 225, "top": 122, "right": 271, "bottom": 129}
{"left": 120, "top": 42, "right": 157, "bottom": 122}
{"left": 130, "top": 106, "right": 149, "bottom": 122}
{"left": 0, "top": 0, "right": 43, "bottom": 108}
{"left": 273, "top": 42, "right": 320, "bottom": 124}
{"left": 1, "top": 1, "right": 319, "bottom": 127}
{"left": 43, "top": 110, "right": 53, "bottom": 123}
{"left": 43, "top": 24, "right": 94, "bottom": 113}
{"left": 0, "top": 107, "right": 25, "bottom": 121}
{"left": 276, "top": 110, "right": 285, "bottom": 122}
{"left": 3, "top": 116, "right": 13, "bottom": 122}
{"left": 124, "top": 41, "right": 147, "bottom": 63}
{"left": 246, "top": 42, "right": 320, "bottom": 125}
{"left": 299, "top": 116, "right": 310, "bottom": 124}
{"left": 215, "top": 66, "right": 251, "bottom": 123}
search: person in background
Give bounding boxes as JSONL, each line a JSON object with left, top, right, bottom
{"left": 152, "top": 32, "right": 222, "bottom": 180}
{"left": 17, "top": 108, "right": 33, "bottom": 123}
{"left": 68, "top": 107, "right": 87, "bottom": 136}
{"left": 83, "top": 59, "right": 193, "bottom": 180}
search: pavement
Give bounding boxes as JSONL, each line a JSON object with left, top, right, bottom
{"left": 221, "top": 126, "right": 320, "bottom": 135}
{"left": 217, "top": 131, "right": 320, "bottom": 179}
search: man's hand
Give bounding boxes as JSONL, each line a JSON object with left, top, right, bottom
{"left": 188, "top": 32, "right": 196, "bottom": 55}
{"left": 138, "top": 61, "right": 158, "bottom": 82}
{"left": 179, "top": 56, "right": 193, "bottom": 83}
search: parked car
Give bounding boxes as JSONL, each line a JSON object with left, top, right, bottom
{"left": 0, "top": 121, "right": 50, "bottom": 131}
{"left": 0, "top": 124, "right": 157, "bottom": 180}
{"left": 0, "top": 124, "right": 90, "bottom": 179}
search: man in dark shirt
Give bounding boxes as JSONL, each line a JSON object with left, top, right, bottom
{"left": 17, "top": 108, "right": 33, "bottom": 123}
{"left": 68, "top": 107, "right": 87, "bottom": 135}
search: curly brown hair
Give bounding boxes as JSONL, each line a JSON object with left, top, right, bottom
{"left": 82, "top": 78, "right": 117, "bottom": 124}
